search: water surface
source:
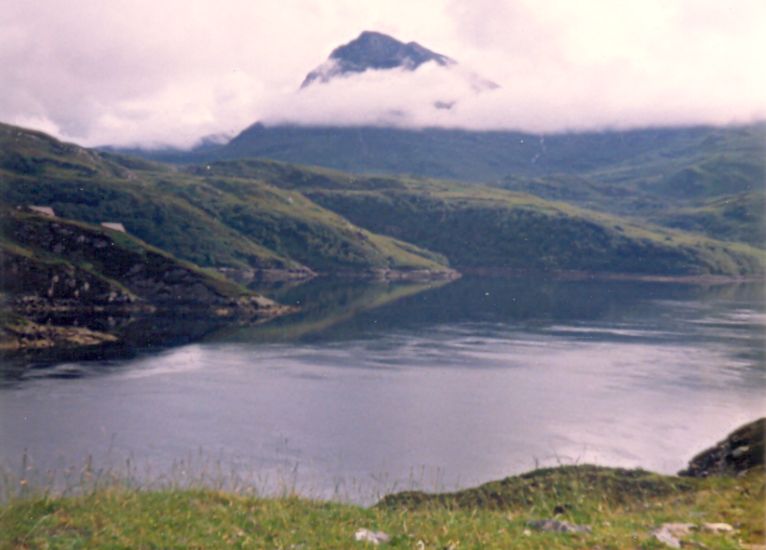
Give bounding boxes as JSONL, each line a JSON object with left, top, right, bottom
{"left": 1, "top": 277, "right": 764, "bottom": 502}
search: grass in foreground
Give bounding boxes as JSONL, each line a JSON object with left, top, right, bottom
{"left": 1, "top": 466, "right": 763, "bottom": 549}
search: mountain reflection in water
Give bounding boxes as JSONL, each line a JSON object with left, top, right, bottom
{"left": 1, "top": 276, "right": 764, "bottom": 503}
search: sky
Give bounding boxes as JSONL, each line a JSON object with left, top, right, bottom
{"left": 2, "top": 0, "right": 765, "bottom": 148}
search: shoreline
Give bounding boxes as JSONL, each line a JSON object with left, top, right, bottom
{"left": 0, "top": 302, "right": 295, "bottom": 354}
{"left": 458, "top": 267, "right": 766, "bottom": 284}
{"left": 221, "top": 265, "right": 763, "bottom": 285}
{"left": 1, "top": 419, "right": 763, "bottom": 548}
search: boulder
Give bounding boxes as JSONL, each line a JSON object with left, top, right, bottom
{"left": 354, "top": 528, "right": 390, "bottom": 545}
{"left": 526, "top": 519, "right": 591, "bottom": 534}
{"left": 679, "top": 418, "right": 765, "bottom": 477}
{"left": 651, "top": 523, "right": 695, "bottom": 548}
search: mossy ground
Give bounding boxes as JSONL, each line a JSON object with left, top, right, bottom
{"left": 1, "top": 466, "right": 762, "bottom": 549}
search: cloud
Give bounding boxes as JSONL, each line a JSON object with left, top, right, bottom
{"left": 1, "top": 0, "right": 764, "bottom": 147}
{"left": 262, "top": 55, "right": 765, "bottom": 134}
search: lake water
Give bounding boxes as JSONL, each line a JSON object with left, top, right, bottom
{"left": 1, "top": 276, "right": 764, "bottom": 503}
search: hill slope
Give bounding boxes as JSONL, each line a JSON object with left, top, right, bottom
{"left": 2, "top": 123, "right": 763, "bottom": 279}
{"left": 0, "top": 209, "right": 288, "bottom": 351}
{"left": 127, "top": 122, "right": 764, "bottom": 249}
{"left": 187, "top": 160, "right": 766, "bottom": 277}
{"left": 166, "top": 123, "right": 763, "bottom": 184}
{"left": 0, "top": 209, "right": 271, "bottom": 308}
{"left": 0, "top": 123, "right": 451, "bottom": 278}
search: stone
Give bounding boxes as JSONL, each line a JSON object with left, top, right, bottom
{"left": 652, "top": 529, "right": 681, "bottom": 548}
{"left": 731, "top": 446, "right": 750, "bottom": 459}
{"left": 679, "top": 418, "right": 765, "bottom": 477}
{"left": 651, "top": 523, "right": 696, "bottom": 548}
{"left": 28, "top": 205, "right": 56, "bottom": 217}
{"left": 701, "top": 522, "right": 734, "bottom": 533}
{"left": 100, "top": 222, "right": 127, "bottom": 233}
{"left": 354, "top": 528, "right": 390, "bottom": 545}
{"left": 526, "top": 519, "right": 592, "bottom": 534}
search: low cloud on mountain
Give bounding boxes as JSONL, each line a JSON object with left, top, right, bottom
{"left": 2, "top": 0, "right": 765, "bottom": 148}
{"left": 260, "top": 57, "right": 757, "bottom": 134}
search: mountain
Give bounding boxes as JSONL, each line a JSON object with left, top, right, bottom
{"left": 183, "top": 158, "right": 766, "bottom": 278}
{"left": 0, "top": 122, "right": 452, "bottom": 279}
{"left": 202, "top": 123, "right": 762, "bottom": 182}
{"left": 140, "top": 122, "right": 764, "bottom": 248}
{"left": 0, "top": 208, "right": 277, "bottom": 311}
{"left": 104, "top": 31, "right": 763, "bottom": 251}
{"left": 301, "top": 30, "right": 456, "bottom": 88}
{"left": 2, "top": 122, "right": 764, "bottom": 353}
{"left": 193, "top": 131, "right": 233, "bottom": 151}
{"left": 4, "top": 122, "right": 763, "bottom": 282}
{"left": 0, "top": 122, "right": 454, "bottom": 352}
{"left": 0, "top": 207, "right": 288, "bottom": 351}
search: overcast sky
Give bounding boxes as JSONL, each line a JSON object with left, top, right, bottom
{"left": 2, "top": 0, "right": 765, "bottom": 148}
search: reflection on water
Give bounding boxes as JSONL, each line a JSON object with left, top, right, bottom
{"left": 1, "top": 276, "right": 764, "bottom": 502}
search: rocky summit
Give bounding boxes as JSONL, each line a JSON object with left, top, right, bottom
{"left": 300, "top": 30, "right": 454, "bottom": 88}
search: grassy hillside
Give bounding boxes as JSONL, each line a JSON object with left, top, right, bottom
{"left": 0, "top": 208, "right": 291, "bottom": 351}
{"left": 160, "top": 123, "right": 764, "bottom": 183}
{"left": 500, "top": 145, "right": 765, "bottom": 246}
{"left": 651, "top": 192, "right": 766, "bottom": 248}
{"left": 123, "top": 122, "right": 764, "bottom": 248}
{"left": 0, "top": 466, "right": 762, "bottom": 548}
{"left": 192, "top": 160, "right": 766, "bottom": 277}
{"left": 2, "top": 122, "right": 763, "bottom": 278}
{"left": 150, "top": 174, "right": 447, "bottom": 272}
{"left": 0, "top": 209, "right": 258, "bottom": 305}
{"left": 0, "top": 123, "right": 293, "bottom": 271}
{"left": 0, "top": 123, "right": 449, "bottom": 275}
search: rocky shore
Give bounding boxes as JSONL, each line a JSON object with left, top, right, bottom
{"left": 1, "top": 418, "right": 763, "bottom": 548}
{"left": 680, "top": 418, "right": 765, "bottom": 478}
{"left": 379, "top": 418, "right": 765, "bottom": 513}
{"left": 1, "top": 212, "right": 293, "bottom": 354}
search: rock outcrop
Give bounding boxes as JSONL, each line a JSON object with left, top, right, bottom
{"left": 301, "top": 30, "right": 455, "bottom": 88}
{"left": 1, "top": 211, "right": 290, "bottom": 353}
{"left": 0, "top": 317, "right": 118, "bottom": 351}
{"left": 679, "top": 418, "right": 765, "bottom": 477}
{"left": 1, "top": 247, "right": 136, "bottom": 308}
{"left": 2, "top": 212, "right": 281, "bottom": 313}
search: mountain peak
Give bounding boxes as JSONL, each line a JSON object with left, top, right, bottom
{"left": 301, "top": 31, "right": 454, "bottom": 88}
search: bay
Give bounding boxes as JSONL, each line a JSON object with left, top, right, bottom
{"left": 1, "top": 276, "right": 764, "bottom": 503}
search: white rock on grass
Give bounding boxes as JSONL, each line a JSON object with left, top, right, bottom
{"left": 354, "top": 528, "right": 391, "bottom": 545}
{"left": 651, "top": 523, "right": 696, "bottom": 548}
{"left": 526, "top": 519, "right": 592, "bottom": 534}
{"left": 702, "top": 522, "right": 734, "bottom": 533}
{"left": 652, "top": 529, "right": 682, "bottom": 549}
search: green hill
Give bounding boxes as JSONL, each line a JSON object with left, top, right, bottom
{"left": 147, "top": 123, "right": 762, "bottom": 183}
{"left": 499, "top": 139, "right": 765, "bottom": 246}
{"left": 2, "top": 122, "right": 763, "bottom": 282}
{"left": 188, "top": 159, "right": 766, "bottom": 277}
{"left": 1, "top": 464, "right": 763, "bottom": 548}
{"left": 0, "top": 123, "right": 451, "bottom": 277}
{"left": 651, "top": 192, "right": 766, "bottom": 248}
{"left": 121, "top": 122, "right": 765, "bottom": 248}
{"left": 0, "top": 209, "right": 265, "bottom": 306}
{"left": 0, "top": 208, "right": 290, "bottom": 351}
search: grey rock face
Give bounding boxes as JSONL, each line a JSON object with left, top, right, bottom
{"left": 679, "top": 418, "right": 765, "bottom": 477}
{"left": 301, "top": 30, "right": 454, "bottom": 88}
